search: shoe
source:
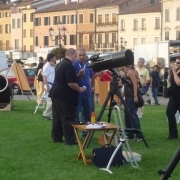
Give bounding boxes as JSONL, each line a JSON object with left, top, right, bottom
{"left": 155, "top": 103, "right": 160, "bottom": 105}
{"left": 42, "top": 115, "right": 52, "bottom": 120}
{"left": 166, "top": 136, "right": 178, "bottom": 139}
{"left": 136, "top": 138, "right": 143, "bottom": 142}
{"left": 53, "top": 139, "right": 64, "bottom": 143}
{"left": 65, "top": 141, "right": 77, "bottom": 146}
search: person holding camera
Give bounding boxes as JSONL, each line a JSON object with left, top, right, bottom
{"left": 166, "top": 57, "right": 180, "bottom": 139}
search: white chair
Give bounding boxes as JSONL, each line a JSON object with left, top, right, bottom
{"left": 34, "top": 91, "right": 48, "bottom": 114}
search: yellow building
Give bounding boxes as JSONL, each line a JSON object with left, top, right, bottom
{"left": 0, "top": 4, "right": 11, "bottom": 51}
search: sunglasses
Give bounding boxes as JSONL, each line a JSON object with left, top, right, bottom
{"left": 175, "top": 62, "right": 180, "bottom": 64}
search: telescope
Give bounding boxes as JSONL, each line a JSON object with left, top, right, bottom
{"left": 88, "top": 50, "right": 134, "bottom": 72}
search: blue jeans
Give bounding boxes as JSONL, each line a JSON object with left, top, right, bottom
{"left": 76, "top": 96, "right": 91, "bottom": 122}
{"left": 152, "top": 87, "right": 159, "bottom": 104}
{"left": 124, "top": 97, "right": 142, "bottom": 138}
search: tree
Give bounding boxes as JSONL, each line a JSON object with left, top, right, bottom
{"left": 51, "top": 46, "right": 67, "bottom": 60}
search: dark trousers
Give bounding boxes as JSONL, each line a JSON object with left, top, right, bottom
{"left": 52, "top": 99, "right": 76, "bottom": 143}
{"left": 166, "top": 97, "right": 180, "bottom": 138}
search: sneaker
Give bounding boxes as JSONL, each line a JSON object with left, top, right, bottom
{"left": 155, "top": 103, "right": 160, "bottom": 105}
{"left": 136, "top": 138, "right": 143, "bottom": 142}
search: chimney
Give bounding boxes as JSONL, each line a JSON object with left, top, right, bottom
{"left": 64, "top": 0, "right": 70, "bottom": 5}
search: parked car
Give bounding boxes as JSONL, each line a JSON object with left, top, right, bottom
{"left": 0, "top": 67, "right": 36, "bottom": 95}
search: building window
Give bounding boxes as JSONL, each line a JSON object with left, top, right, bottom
{"left": 120, "top": 19, "right": 125, "bottom": 31}
{"left": 71, "top": 15, "right": 76, "bottom": 24}
{"left": 6, "top": 40, "right": 9, "bottom": 50}
{"left": 53, "top": 16, "right": 60, "bottom": 25}
{"left": 17, "top": 18, "right": 21, "bottom": 28}
{"left": 30, "top": 29, "right": 33, "bottom": 37}
{"left": 12, "top": 19, "right": 15, "bottom": 29}
{"left": 89, "top": 34, "right": 93, "bottom": 44}
{"left": 105, "top": 14, "right": 109, "bottom": 25}
{"left": 62, "top": 15, "right": 69, "bottom": 24}
{"left": 34, "top": 18, "right": 41, "bottom": 26}
{"left": 79, "top": 14, "right": 83, "bottom": 23}
{"left": 155, "top": 37, "right": 160, "bottom": 42}
{"left": 133, "top": 19, "right": 138, "bottom": 31}
{"left": 5, "top": 12, "right": 10, "bottom": 17}
{"left": 44, "top": 17, "right": 50, "bottom": 26}
{"left": 0, "top": 25, "right": 2, "bottom": 34}
{"left": 141, "top": 38, "right": 146, "bottom": 44}
{"left": 0, "top": 13, "right": 4, "bottom": 18}
{"left": 55, "top": 35, "right": 58, "bottom": 46}
{"left": 112, "top": 13, "right": 117, "bottom": 24}
{"left": 98, "top": 15, "right": 102, "bottom": 25}
{"left": 89, "top": 13, "right": 93, "bottom": 23}
{"left": 133, "top": 38, "right": 138, "bottom": 45}
{"left": 30, "top": 13, "right": 33, "bottom": 22}
{"left": 64, "top": 35, "right": 67, "bottom": 45}
{"left": 35, "top": 36, "right": 39, "bottom": 46}
{"left": 165, "top": 31, "right": 169, "bottom": 40}
{"left": 98, "top": 34, "right": 102, "bottom": 44}
{"left": 79, "top": 34, "right": 83, "bottom": 45}
{"left": 44, "top": 36, "right": 49, "bottom": 46}
{"left": 105, "top": 33, "right": 109, "bottom": 43}
{"left": 177, "top": 8, "right": 180, "bottom": 21}
{"left": 112, "top": 33, "right": 116, "bottom": 43}
{"left": 165, "top": 9, "right": 169, "bottom": 22}
{"left": 23, "top": 14, "right": 26, "bottom": 22}
{"left": 23, "top": 45, "right": 26, "bottom": 52}
{"left": 141, "top": 18, "right": 146, "bottom": 30}
{"left": 70, "top": 35, "right": 76, "bottom": 45}
{"left": 5, "top": 24, "right": 10, "bottom": 33}
{"left": 155, "top": 17, "right": 160, "bottom": 29}
{"left": 15, "top": 39, "right": 19, "bottom": 49}
{"left": 176, "top": 31, "right": 180, "bottom": 40}
{"left": 23, "top": 29, "right": 26, "bottom": 38}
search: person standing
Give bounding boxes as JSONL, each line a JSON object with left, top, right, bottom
{"left": 136, "top": 58, "right": 152, "bottom": 118}
{"left": 150, "top": 65, "right": 160, "bottom": 105}
{"left": 119, "top": 65, "right": 143, "bottom": 141}
{"left": 166, "top": 58, "right": 180, "bottom": 139}
{"left": 73, "top": 48, "right": 94, "bottom": 137}
{"left": 42, "top": 53, "right": 56, "bottom": 120}
{"left": 49, "top": 48, "right": 86, "bottom": 145}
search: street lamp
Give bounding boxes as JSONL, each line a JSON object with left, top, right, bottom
{"left": 119, "top": 37, "right": 127, "bottom": 51}
{"left": 48, "top": 21, "right": 66, "bottom": 60}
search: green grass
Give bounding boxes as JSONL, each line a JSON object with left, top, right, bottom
{"left": 0, "top": 100, "right": 180, "bottom": 180}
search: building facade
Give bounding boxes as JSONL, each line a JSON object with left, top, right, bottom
{"left": 118, "top": 4, "right": 161, "bottom": 50}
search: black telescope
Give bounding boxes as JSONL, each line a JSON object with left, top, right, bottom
{"left": 88, "top": 50, "right": 134, "bottom": 72}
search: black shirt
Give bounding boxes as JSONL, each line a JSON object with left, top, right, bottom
{"left": 49, "top": 58, "right": 79, "bottom": 105}
{"left": 171, "top": 71, "right": 180, "bottom": 102}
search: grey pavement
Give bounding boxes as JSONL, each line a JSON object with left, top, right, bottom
{"left": 13, "top": 94, "right": 169, "bottom": 106}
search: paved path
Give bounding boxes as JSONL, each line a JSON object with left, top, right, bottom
{"left": 13, "top": 95, "right": 169, "bottom": 106}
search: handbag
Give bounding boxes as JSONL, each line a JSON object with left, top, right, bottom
{"left": 139, "top": 87, "right": 146, "bottom": 95}
{"left": 92, "top": 145, "right": 125, "bottom": 168}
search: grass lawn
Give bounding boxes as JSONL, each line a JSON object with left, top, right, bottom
{"left": 0, "top": 100, "right": 180, "bottom": 180}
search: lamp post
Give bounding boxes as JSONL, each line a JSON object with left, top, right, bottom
{"left": 119, "top": 37, "right": 127, "bottom": 51}
{"left": 49, "top": 21, "right": 66, "bottom": 60}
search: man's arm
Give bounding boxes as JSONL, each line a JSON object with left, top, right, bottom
{"left": 68, "top": 83, "right": 85, "bottom": 93}
{"left": 150, "top": 72, "right": 153, "bottom": 88}
{"left": 43, "top": 76, "right": 50, "bottom": 93}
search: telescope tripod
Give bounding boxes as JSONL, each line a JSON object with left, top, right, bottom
{"left": 158, "top": 146, "right": 180, "bottom": 180}
{"left": 96, "top": 82, "right": 149, "bottom": 148}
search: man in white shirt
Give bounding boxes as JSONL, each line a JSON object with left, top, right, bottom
{"left": 42, "top": 53, "right": 56, "bottom": 120}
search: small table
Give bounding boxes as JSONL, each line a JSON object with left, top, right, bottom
{"left": 72, "top": 122, "right": 117, "bottom": 165}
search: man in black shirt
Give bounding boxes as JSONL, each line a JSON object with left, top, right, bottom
{"left": 166, "top": 57, "right": 180, "bottom": 139}
{"left": 49, "top": 48, "right": 86, "bottom": 145}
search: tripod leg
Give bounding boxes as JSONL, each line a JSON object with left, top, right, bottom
{"left": 96, "top": 91, "right": 112, "bottom": 122}
{"left": 107, "top": 93, "right": 114, "bottom": 123}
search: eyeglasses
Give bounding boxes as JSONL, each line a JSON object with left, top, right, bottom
{"left": 175, "top": 62, "right": 180, "bottom": 64}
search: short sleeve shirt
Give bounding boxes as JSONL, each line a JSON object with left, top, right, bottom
{"left": 136, "top": 67, "right": 150, "bottom": 85}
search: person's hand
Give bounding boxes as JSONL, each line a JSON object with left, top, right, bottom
{"left": 149, "top": 84, "right": 152, "bottom": 88}
{"left": 91, "top": 87, "right": 95, "bottom": 92}
{"left": 46, "top": 86, "right": 50, "bottom": 93}
{"left": 79, "top": 86, "right": 86, "bottom": 93}
{"left": 78, "top": 69, "right": 85, "bottom": 78}
{"left": 134, "top": 96, "right": 138, "bottom": 103}
{"left": 170, "top": 64, "right": 176, "bottom": 73}
{"left": 168, "top": 68, "right": 173, "bottom": 75}
{"left": 177, "top": 69, "right": 180, "bottom": 74}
